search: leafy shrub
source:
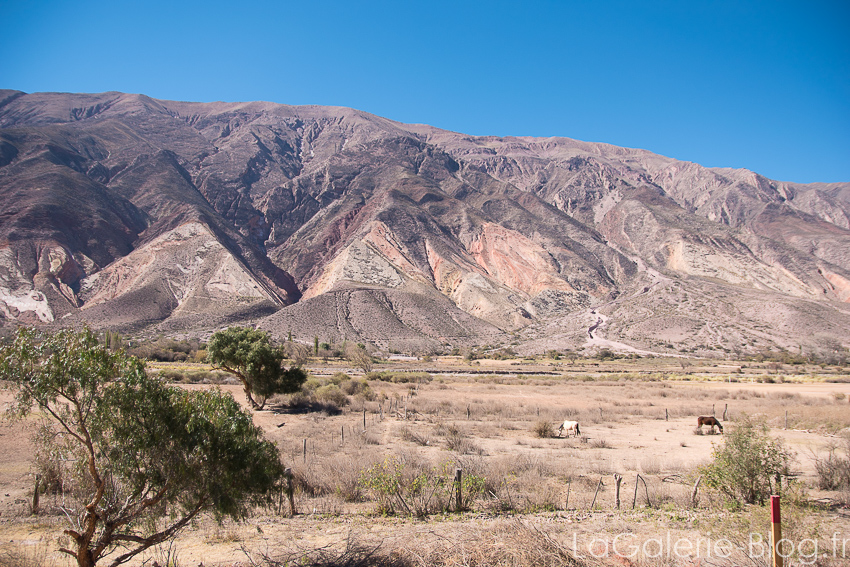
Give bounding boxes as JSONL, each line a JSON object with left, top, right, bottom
{"left": 286, "top": 392, "right": 344, "bottom": 415}
{"left": 156, "top": 369, "right": 232, "bottom": 384}
{"left": 699, "top": 416, "right": 795, "bottom": 505}
{"left": 341, "top": 377, "right": 375, "bottom": 400}
{"left": 157, "top": 369, "right": 185, "bottom": 382}
{"left": 596, "top": 348, "right": 619, "bottom": 361}
{"left": 314, "top": 384, "right": 349, "bottom": 407}
{"left": 330, "top": 372, "right": 351, "bottom": 384}
{"left": 285, "top": 376, "right": 350, "bottom": 413}
{"left": 128, "top": 337, "right": 203, "bottom": 362}
{"left": 301, "top": 377, "right": 324, "bottom": 393}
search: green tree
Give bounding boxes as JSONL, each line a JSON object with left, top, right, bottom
{"left": 1, "top": 328, "right": 284, "bottom": 567}
{"left": 207, "top": 326, "right": 306, "bottom": 409}
{"left": 699, "top": 416, "right": 795, "bottom": 505}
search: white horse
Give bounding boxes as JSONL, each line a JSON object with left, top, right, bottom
{"left": 558, "top": 420, "right": 581, "bottom": 437}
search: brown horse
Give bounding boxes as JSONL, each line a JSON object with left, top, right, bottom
{"left": 697, "top": 416, "right": 723, "bottom": 434}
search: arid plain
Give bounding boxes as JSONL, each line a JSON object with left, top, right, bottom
{"left": 2, "top": 355, "right": 849, "bottom": 567}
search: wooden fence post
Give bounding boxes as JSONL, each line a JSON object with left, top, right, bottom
{"left": 641, "top": 474, "right": 652, "bottom": 508}
{"left": 363, "top": 409, "right": 366, "bottom": 430}
{"left": 665, "top": 408, "right": 668, "bottom": 421}
{"left": 32, "top": 474, "right": 41, "bottom": 515}
{"left": 590, "top": 477, "right": 603, "bottom": 509}
{"left": 303, "top": 439, "right": 307, "bottom": 463}
{"left": 690, "top": 475, "right": 702, "bottom": 508}
{"left": 614, "top": 473, "right": 622, "bottom": 509}
{"left": 341, "top": 425, "right": 345, "bottom": 445}
{"left": 454, "top": 468, "right": 463, "bottom": 511}
{"left": 285, "top": 468, "right": 295, "bottom": 516}
{"left": 632, "top": 474, "right": 639, "bottom": 509}
{"left": 723, "top": 404, "right": 728, "bottom": 421}
{"left": 565, "top": 479, "right": 571, "bottom": 511}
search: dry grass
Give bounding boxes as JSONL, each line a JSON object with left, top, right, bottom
{"left": 0, "top": 544, "right": 54, "bottom": 567}
{"left": 250, "top": 371, "right": 850, "bottom": 520}
{"left": 5, "top": 365, "right": 850, "bottom": 565}
{"left": 250, "top": 520, "right": 592, "bottom": 567}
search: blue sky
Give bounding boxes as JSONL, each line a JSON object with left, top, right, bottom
{"left": 2, "top": 0, "right": 848, "bottom": 183}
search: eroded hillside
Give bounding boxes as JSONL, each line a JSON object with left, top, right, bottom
{"left": 1, "top": 89, "right": 849, "bottom": 356}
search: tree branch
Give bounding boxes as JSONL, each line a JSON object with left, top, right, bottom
{"left": 58, "top": 547, "right": 77, "bottom": 558}
{"left": 107, "top": 501, "right": 206, "bottom": 567}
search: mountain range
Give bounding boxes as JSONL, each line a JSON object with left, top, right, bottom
{"left": 1, "top": 89, "right": 849, "bottom": 358}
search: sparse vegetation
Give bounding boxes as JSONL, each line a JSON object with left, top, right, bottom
{"left": 3, "top": 352, "right": 850, "bottom": 565}
{"left": 127, "top": 336, "right": 204, "bottom": 362}
{"left": 359, "top": 455, "right": 484, "bottom": 516}
{"left": 365, "top": 370, "right": 432, "bottom": 384}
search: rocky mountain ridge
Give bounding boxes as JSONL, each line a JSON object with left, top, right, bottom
{"left": 1, "top": 89, "right": 848, "bottom": 357}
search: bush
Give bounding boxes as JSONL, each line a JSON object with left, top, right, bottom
{"left": 341, "top": 377, "right": 375, "bottom": 400}
{"left": 330, "top": 372, "right": 351, "bottom": 384}
{"left": 532, "top": 420, "right": 554, "bottom": 438}
{"left": 302, "top": 377, "right": 324, "bottom": 393}
{"left": 286, "top": 392, "right": 344, "bottom": 415}
{"left": 596, "top": 348, "right": 619, "bottom": 361}
{"left": 699, "top": 416, "right": 795, "bottom": 505}
{"left": 813, "top": 439, "right": 850, "bottom": 491}
{"left": 314, "top": 384, "right": 349, "bottom": 407}
{"left": 359, "top": 455, "right": 485, "bottom": 516}
{"left": 440, "top": 424, "right": 482, "bottom": 455}
{"left": 400, "top": 426, "right": 432, "bottom": 446}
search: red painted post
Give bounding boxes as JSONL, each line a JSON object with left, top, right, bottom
{"left": 770, "top": 495, "right": 782, "bottom": 567}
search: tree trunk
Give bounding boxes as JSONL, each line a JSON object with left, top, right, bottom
{"left": 243, "top": 383, "right": 261, "bottom": 409}
{"left": 66, "top": 544, "right": 95, "bottom": 567}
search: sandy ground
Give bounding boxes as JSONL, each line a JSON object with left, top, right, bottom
{"left": 2, "top": 364, "right": 849, "bottom": 566}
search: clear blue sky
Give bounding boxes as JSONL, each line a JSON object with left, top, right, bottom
{"left": 2, "top": 0, "right": 848, "bottom": 183}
